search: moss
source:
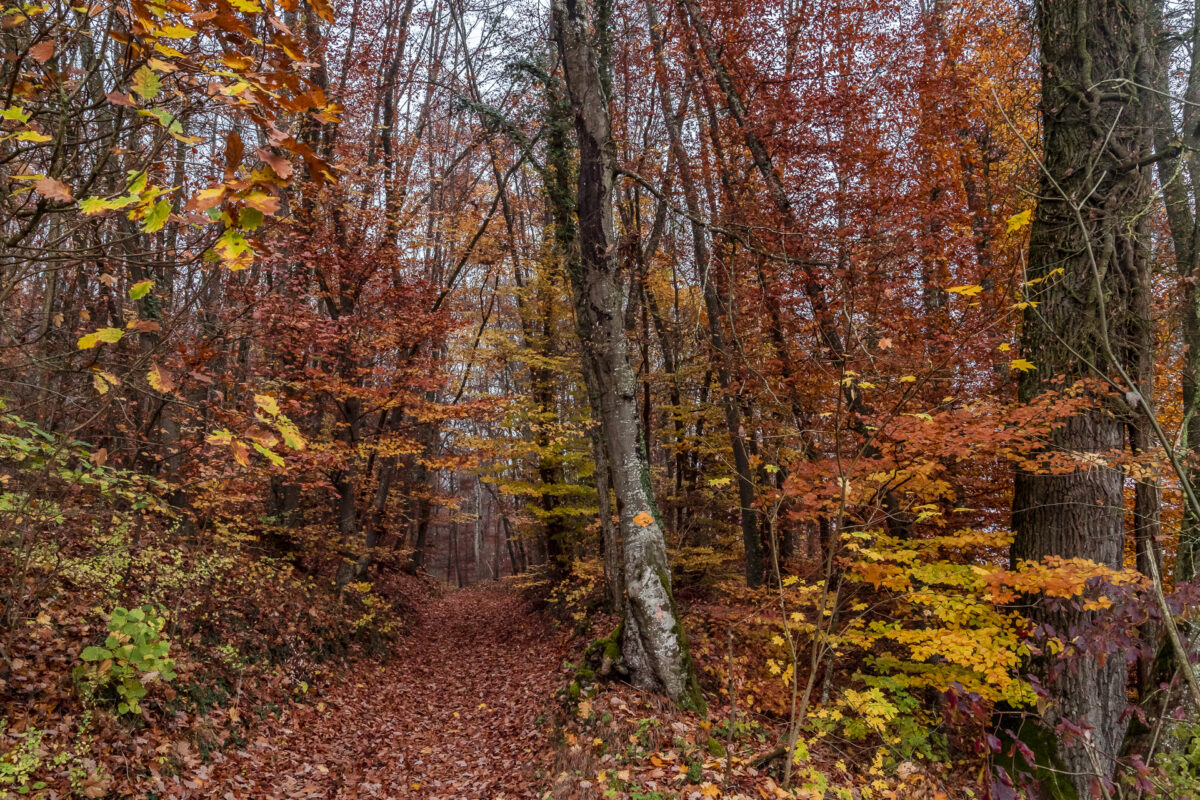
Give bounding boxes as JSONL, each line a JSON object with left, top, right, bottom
{"left": 583, "top": 621, "right": 624, "bottom": 679}
{"left": 652, "top": 565, "right": 707, "bottom": 716}
{"left": 604, "top": 634, "right": 621, "bottom": 663}
{"left": 706, "top": 736, "right": 726, "bottom": 757}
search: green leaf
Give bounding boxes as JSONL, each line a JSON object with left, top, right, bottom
{"left": 131, "top": 65, "right": 162, "bottom": 101}
{"left": 129, "top": 279, "right": 154, "bottom": 300}
{"left": 276, "top": 417, "right": 306, "bottom": 450}
{"left": 238, "top": 206, "right": 264, "bottom": 231}
{"left": 80, "top": 194, "right": 137, "bottom": 215}
{"left": 252, "top": 441, "right": 285, "bottom": 467}
{"left": 0, "top": 106, "right": 31, "bottom": 123}
{"left": 80, "top": 646, "right": 112, "bottom": 662}
{"left": 142, "top": 198, "right": 171, "bottom": 232}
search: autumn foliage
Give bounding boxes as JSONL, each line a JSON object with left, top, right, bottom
{"left": 2, "top": 0, "right": 1199, "bottom": 798}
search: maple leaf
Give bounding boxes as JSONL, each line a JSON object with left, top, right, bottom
{"left": 1009, "top": 359, "right": 1037, "bottom": 373}
{"left": 633, "top": 511, "right": 655, "bottom": 527}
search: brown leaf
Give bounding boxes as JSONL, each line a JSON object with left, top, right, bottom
{"left": 34, "top": 177, "right": 72, "bottom": 201}
{"left": 28, "top": 39, "right": 54, "bottom": 63}
{"left": 257, "top": 147, "right": 293, "bottom": 180}
{"left": 225, "top": 130, "right": 244, "bottom": 180}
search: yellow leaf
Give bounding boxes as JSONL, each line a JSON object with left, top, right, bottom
{"left": 632, "top": 511, "right": 654, "bottom": 527}
{"left": 997, "top": 343, "right": 1011, "bottom": 352}
{"left": 189, "top": 184, "right": 226, "bottom": 211}
{"left": 155, "top": 24, "right": 196, "bottom": 38}
{"left": 252, "top": 441, "right": 284, "bottom": 467}
{"left": 899, "top": 375, "right": 916, "bottom": 383}
{"left": 947, "top": 284, "right": 983, "bottom": 297}
{"left": 1006, "top": 208, "right": 1032, "bottom": 232}
{"left": 254, "top": 394, "right": 280, "bottom": 416}
{"left": 276, "top": 417, "right": 306, "bottom": 450}
{"left": 77, "top": 327, "right": 123, "bottom": 349}
{"left": 15, "top": 130, "right": 52, "bottom": 142}
{"left": 130, "top": 65, "right": 162, "bottom": 101}
{"left": 92, "top": 371, "right": 119, "bottom": 394}
{"left": 1009, "top": 359, "right": 1037, "bottom": 373}
{"left": 207, "top": 429, "right": 234, "bottom": 445}
{"left": 147, "top": 364, "right": 175, "bottom": 393}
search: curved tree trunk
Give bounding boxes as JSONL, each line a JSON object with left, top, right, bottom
{"left": 551, "top": 0, "right": 703, "bottom": 711}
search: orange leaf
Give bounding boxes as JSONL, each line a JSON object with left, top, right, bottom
{"left": 28, "top": 39, "right": 54, "bottom": 63}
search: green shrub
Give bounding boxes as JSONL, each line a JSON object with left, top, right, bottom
{"left": 77, "top": 605, "right": 176, "bottom": 714}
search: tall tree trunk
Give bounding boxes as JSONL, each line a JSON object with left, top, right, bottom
{"left": 551, "top": 0, "right": 703, "bottom": 710}
{"left": 1012, "top": 0, "right": 1155, "bottom": 791}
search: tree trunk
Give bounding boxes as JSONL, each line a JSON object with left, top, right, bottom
{"left": 551, "top": 0, "right": 703, "bottom": 711}
{"left": 1012, "top": 0, "right": 1156, "bottom": 791}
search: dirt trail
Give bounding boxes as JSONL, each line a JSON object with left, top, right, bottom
{"left": 209, "top": 584, "right": 567, "bottom": 799}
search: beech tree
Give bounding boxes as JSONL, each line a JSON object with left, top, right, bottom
{"left": 551, "top": 0, "right": 703, "bottom": 709}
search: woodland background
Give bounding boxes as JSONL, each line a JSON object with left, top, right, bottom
{"left": 1, "top": 0, "right": 1199, "bottom": 797}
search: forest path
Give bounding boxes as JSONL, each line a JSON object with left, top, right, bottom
{"left": 214, "top": 584, "right": 568, "bottom": 799}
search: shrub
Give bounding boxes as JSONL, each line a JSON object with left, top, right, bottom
{"left": 77, "top": 605, "right": 176, "bottom": 715}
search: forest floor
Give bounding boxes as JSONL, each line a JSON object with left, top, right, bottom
{"left": 188, "top": 584, "right": 569, "bottom": 799}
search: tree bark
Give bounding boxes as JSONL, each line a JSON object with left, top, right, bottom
{"left": 1012, "top": 0, "right": 1156, "bottom": 791}
{"left": 551, "top": 0, "right": 703, "bottom": 710}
